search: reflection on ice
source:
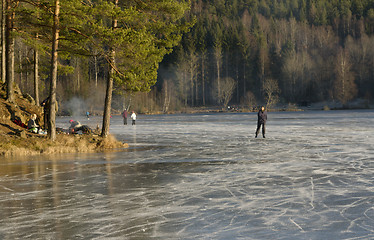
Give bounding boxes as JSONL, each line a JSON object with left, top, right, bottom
{"left": 0, "top": 110, "right": 374, "bottom": 239}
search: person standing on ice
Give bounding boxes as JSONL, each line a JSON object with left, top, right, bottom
{"left": 131, "top": 111, "right": 137, "bottom": 125}
{"left": 122, "top": 109, "right": 128, "bottom": 125}
{"left": 255, "top": 106, "right": 267, "bottom": 138}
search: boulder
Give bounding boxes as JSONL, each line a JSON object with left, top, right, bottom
{"left": 16, "top": 130, "right": 27, "bottom": 139}
{"left": 23, "top": 93, "right": 36, "bottom": 105}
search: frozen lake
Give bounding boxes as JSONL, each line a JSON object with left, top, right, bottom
{"left": 1, "top": 110, "right": 374, "bottom": 239}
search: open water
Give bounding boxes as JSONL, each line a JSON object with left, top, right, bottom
{"left": 0, "top": 110, "right": 374, "bottom": 239}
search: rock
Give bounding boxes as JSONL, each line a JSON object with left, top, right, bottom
{"left": 23, "top": 93, "right": 35, "bottom": 105}
{"left": 13, "top": 83, "right": 22, "bottom": 95}
{"left": 17, "top": 130, "right": 27, "bottom": 139}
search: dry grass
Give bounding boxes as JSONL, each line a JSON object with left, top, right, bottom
{"left": 0, "top": 134, "right": 128, "bottom": 157}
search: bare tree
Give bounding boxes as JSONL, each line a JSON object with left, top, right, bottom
{"left": 262, "top": 78, "right": 280, "bottom": 108}
{"left": 333, "top": 47, "right": 357, "bottom": 105}
{"left": 346, "top": 34, "right": 371, "bottom": 97}
{"left": 200, "top": 50, "right": 207, "bottom": 106}
{"left": 215, "top": 77, "right": 236, "bottom": 108}
{"left": 241, "top": 90, "right": 257, "bottom": 109}
{"left": 281, "top": 51, "right": 298, "bottom": 101}
{"left": 188, "top": 51, "right": 198, "bottom": 106}
{"left": 176, "top": 59, "right": 190, "bottom": 107}
{"left": 162, "top": 79, "right": 171, "bottom": 113}
{"left": 214, "top": 44, "right": 222, "bottom": 104}
{"left": 282, "top": 50, "right": 314, "bottom": 102}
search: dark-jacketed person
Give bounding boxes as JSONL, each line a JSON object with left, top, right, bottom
{"left": 41, "top": 96, "right": 58, "bottom": 131}
{"left": 122, "top": 109, "right": 128, "bottom": 125}
{"left": 255, "top": 106, "right": 267, "bottom": 138}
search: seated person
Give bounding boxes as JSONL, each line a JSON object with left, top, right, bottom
{"left": 69, "top": 120, "right": 82, "bottom": 134}
{"left": 27, "top": 114, "right": 40, "bottom": 133}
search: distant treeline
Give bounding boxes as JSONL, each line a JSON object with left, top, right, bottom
{"left": 153, "top": 0, "right": 374, "bottom": 111}
{"left": 7, "top": 0, "right": 374, "bottom": 114}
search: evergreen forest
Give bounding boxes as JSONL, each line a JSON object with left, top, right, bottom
{"left": 5, "top": 0, "right": 374, "bottom": 115}
{"left": 157, "top": 0, "right": 374, "bottom": 111}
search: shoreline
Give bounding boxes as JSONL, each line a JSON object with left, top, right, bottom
{"left": 0, "top": 133, "right": 128, "bottom": 158}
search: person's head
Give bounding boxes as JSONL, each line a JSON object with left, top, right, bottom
{"left": 261, "top": 106, "right": 265, "bottom": 111}
{"left": 32, "top": 114, "right": 37, "bottom": 120}
{"left": 69, "top": 119, "right": 74, "bottom": 123}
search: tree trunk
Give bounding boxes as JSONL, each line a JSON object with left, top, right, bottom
{"left": 162, "top": 80, "right": 168, "bottom": 113}
{"left": 94, "top": 54, "right": 98, "bottom": 88}
{"left": 183, "top": 69, "right": 187, "bottom": 107}
{"left": 18, "top": 47, "right": 22, "bottom": 88}
{"left": 215, "top": 47, "right": 221, "bottom": 104}
{"left": 5, "top": 0, "right": 14, "bottom": 103}
{"left": 48, "top": 0, "right": 60, "bottom": 141}
{"left": 25, "top": 46, "right": 28, "bottom": 91}
{"left": 101, "top": 0, "right": 118, "bottom": 138}
{"left": 101, "top": 56, "right": 114, "bottom": 138}
{"left": 1, "top": 0, "right": 5, "bottom": 84}
{"left": 34, "top": 41, "right": 39, "bottom": 106}
{"left": 201, "top": 52, "right": 205, "bottom": 106}
{"left": 243, "top": 61, "right": 246, "bottom": 98}
{"left": 235, "top": 52, "right": 239, "bottom": 103}
{"left": 189, "top": 64, "right": 194, "bottom": 106}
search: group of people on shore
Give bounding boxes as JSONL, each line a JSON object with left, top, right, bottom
{"left": 25, "top": 96, "right": 53, "bottom": 134}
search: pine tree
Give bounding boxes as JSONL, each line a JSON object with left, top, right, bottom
{"left": 46, "top": 0, "right": 60, "bottom": 141}
{"left": 93, "top": 0, "right": 192, "bottom": 137}
{"left": 5, "top": 0, "right": 15, "bottom": 103}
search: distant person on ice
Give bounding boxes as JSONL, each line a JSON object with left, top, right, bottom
{"left": 255, "top": 106, "right": 267, "bottom": 138}
{"left": 122, "top": 109, "right": 128, "bottom": 125}
{"left": 131, "top": 111, "right": 136, "bottom": 125}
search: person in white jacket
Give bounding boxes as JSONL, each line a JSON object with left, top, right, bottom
{"left": 131, "top": 111, "right": 137, "bottom": 125}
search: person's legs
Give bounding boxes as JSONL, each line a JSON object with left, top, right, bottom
{"left": 255, "top": 122, "right": 261, "bottom": 137}
{"left": 262, "top": 123, "right": 266, "bottom": 138}
{"left": 44, "top": 112, "right": 49, "bottom": 130}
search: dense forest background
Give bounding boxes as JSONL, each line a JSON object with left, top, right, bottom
{"left": 8, "top": 0, "right": 374, "bottom": 114}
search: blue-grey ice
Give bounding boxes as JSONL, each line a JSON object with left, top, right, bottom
{"left": 0, "top": 110, "right": 374, "bottom": 239}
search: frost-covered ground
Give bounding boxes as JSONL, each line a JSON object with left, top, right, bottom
{"left": 1, "top": 110, "right": 374, "bottom": 239}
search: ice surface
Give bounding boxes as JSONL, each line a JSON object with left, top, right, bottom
{"left": 0, "top": 110, "right": 374, "bottom": 239}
